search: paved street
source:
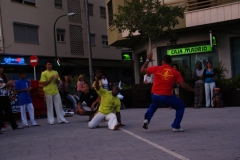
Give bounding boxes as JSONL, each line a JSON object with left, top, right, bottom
{"left": 1, "top": 107, "right": 240, "bottom": 160}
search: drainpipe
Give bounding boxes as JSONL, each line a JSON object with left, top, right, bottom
{"left": 0, "top": 1, "right": 5, "bottom": 53}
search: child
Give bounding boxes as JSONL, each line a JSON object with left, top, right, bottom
{"left": 14, "top": 69, "right": 40, "bottom": 127}
{"left": 212, "top": 88, "right": 223, "bottom": 108}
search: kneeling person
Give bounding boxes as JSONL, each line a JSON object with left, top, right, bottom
{"left": 76, "top": 83, "right": 99, "bottom": 120}
{"left": 88, "top": 70, "right": 124, "bottom": 130}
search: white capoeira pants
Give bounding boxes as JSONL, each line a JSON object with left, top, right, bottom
{"left": 88, "top": 112, "right": 118, "bottom": 130}
{"left": 45, "top": 93, "right": 67, "bottom": 124}
{"left": 19, "top": 103, "right": 37, "bottom": 126}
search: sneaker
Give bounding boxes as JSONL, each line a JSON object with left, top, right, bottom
{"left": 1, "top": 128, "right": 7, "bottom": 132}
{"left": 59, "top": 121, "right": 69, "bottom": 124}
{"left": 142, "top": 119, "right": 148, "bottom": 129}
{"left": 48, "top": 122, "right": 54, "bottom": 125}
{"left": 172, "top": 128, "right": 185, "bottom": 132}
{"left": 32, "top": 124, "right": 41, "bottom": 127}
{"left": 24, "top": 125, "right": 29, "bottom": 128}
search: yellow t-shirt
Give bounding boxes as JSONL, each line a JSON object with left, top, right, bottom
{"left": 97, "top": 87, "right": 121, "bottom": 115}
{"left": 40, "top": 70, "right": 60, "bottom": 95}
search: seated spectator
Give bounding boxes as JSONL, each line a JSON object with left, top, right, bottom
{"left": 88, "top": 70, "right": 125, "bottom": 130}
{"left": 212, "top": 88, "right": 223, "bottom": 108}
{"left": 75, "top": 83, "right": 100, "bottom": 121}
{"left": 64, "top": 75, "right": 79, "bottom": 111}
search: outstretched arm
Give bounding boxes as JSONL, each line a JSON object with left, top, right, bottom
{"left": 140, "top": 53, "right": 153, "bottom": 74}
{"left": 94, "top": 70, "right": 102, "bottom": 91}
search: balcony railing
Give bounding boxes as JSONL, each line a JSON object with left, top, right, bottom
{"left": 185, "top": 0, "right": 240, "bottom": 11}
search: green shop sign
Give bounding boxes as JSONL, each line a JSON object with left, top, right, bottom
{"left": 167, "top": 45, "right": 212, "bottom": 56}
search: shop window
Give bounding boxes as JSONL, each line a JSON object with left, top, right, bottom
{"left": 100, "top": 7, "right": 106, "bottom": 18}
{"left": 11, "top": 0, "right": 36, "bottom": 6}
{"left": 90, "top": 34, "right": 95, "bottom": 46}
{"left": 88, "top": 3, "right": 93, "bottom": 15}
{"left": 57, "top": 29, "right": 65, "bottom": 42}
{"left": 107, "top": 0, "right": 113, "bottom": 26}
{"left": 102, "top": 36, "right": 108, "bottom": 46}
{"left": 55, "top": 0, "right": 62, "bottom": 8}
{"left": 13, "top": 22, "right": 39, "bottom": 44}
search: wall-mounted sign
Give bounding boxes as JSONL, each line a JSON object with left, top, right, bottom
{"left": 0, "top": 57, "right": 27, "bottom": 65}
{"left": 167, "top": 45, "right": 212, "bottom": 56}
{"left": 122, "top": 52, "right": 133, "bottom": 61}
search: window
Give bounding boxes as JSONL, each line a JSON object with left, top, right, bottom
{"left": 55, "top": 0, "right": 62, "bottom": 8}
{"left": 90, "top": 34, "right": 95, "bottom": 46}
{"left": 102, "top": 35, "right": 108, "bottom": 46}
{"left": 11, "top": 0, "right": 36, "bottom": 6}
{"left": 13, "top": 22, "right": 39, "bottom": 43}
{"left": 107, "top": 0, "right": 113, "bottom": 26}
{"left": 100, "top": 7, "right": 106, "bottom": 18}
{"left": 88, "top": 3, "right": 93, "bottom": 15}
{"left": 57, "top": 29, "right": 65, "bottom": 42}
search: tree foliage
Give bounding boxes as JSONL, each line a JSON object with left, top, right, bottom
{"left": 112, "top": 0, "right": 185, "bottom": 45}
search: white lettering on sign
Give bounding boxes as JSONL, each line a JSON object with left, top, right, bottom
{"left": 30, "top": 59, "right": 37, "bottom": 63}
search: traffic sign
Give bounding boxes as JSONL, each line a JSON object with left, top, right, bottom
{"left": 29, "top": 55, "right": 38, "bottom": 67}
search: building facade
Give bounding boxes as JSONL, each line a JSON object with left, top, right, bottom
{"left": 106, "top": 0, "right": 240, "bottom": 84}
{"left": 0, "top": 0, "right": 134, "bottom": 84}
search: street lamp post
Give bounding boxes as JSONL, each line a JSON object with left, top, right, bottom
{"left": 54, "top": 12, "right": 75, "bottom": 68}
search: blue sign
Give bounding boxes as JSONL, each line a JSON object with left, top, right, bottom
{"left": 0, "top": 57, "right": 27, "bottom": 65}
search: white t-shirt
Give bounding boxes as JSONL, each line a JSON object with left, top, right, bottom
{"left": 144, "top": 74, "right": 152, "bottom": 83}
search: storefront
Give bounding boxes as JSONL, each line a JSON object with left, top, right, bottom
{"left": 157, "top": 41, "right": 219, "bottom": 74}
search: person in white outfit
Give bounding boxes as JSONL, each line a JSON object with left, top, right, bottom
{"left": 203, "top": 61, "right": 217, "bottom": 107}
{"left": 40, "top": 60, "right": 69, "bottom": 125}
{"left": 14, "top": 69, "right": 40, "bottom": 127}
{"left": 143, "top": 74, "right": 152, "bottom": 84}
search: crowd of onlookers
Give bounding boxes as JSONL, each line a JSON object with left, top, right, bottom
{"left": 0, "top": 60, "right": 122, "bottom": 134}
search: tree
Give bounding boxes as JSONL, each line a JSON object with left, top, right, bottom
{"left": 112, "top": 0, "right": 185, "bottom": 48}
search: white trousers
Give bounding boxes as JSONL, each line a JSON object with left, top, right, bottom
{"left": 88, "top": 112, "right": 117, "bottom": 130}
{"left": 45, "top": 93, "right": 67, "bottom": 124}
{"left": 19, "top": 103, "right": 37, "bottom": 126}
{"left": 205, "top": 82, "right": 216, "bottom": 107}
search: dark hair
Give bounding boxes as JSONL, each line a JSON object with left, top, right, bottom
{"left": 171, "top": 64, "right": 179, "bottom": 70}
{"left": 207, "top": 61, "right": 212, "bottom": 65}
{"left": 45, "top": 59, "right": 53, "bottom": 65}
{"left": 162, "top": 55, "right": 172, "bottom": 64}
{"left": 19, "top": 69, "right": 26, "bottom": 75}
{"left": 0, "top": 66, "right": 8, "bottom": 83}
{"left": 112, "top": 85, "right": 119, "bottom": 90}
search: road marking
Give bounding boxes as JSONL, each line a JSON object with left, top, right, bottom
{"left": 120, "top": 128, "right": 190, "bottom": 160}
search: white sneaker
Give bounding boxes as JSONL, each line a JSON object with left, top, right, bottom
{"left": 172, "top": 128, "right": 185, "bottom": 132}
{"left": 142, "top": 119, "right": 148, "bottom": 129}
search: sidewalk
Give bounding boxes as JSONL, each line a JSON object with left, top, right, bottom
{"left": 0, "top": 107, "right": 240, "bottom": 160}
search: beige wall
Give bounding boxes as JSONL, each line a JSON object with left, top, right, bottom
{"left": 0, "top": 0, "right": 122, "bottom": 60}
